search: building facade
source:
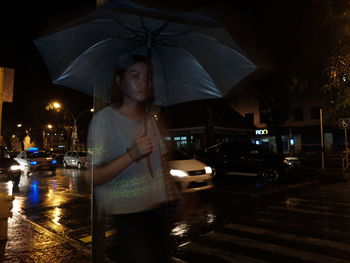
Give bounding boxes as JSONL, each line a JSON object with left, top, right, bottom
{"left": 158, "top": 99, "right": 256, "bottom": 155}
{"left": 232, "top": 87, "right": 344, "bottom": 155}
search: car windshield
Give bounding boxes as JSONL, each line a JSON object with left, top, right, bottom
{"left": 166, "top": 148, "right": 191, "bottom": 160}
{"left": 27, "top": 151, "right": 51, "bottom": 158}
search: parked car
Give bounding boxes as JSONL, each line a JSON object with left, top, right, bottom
{"left": 0, "top": 146, "right": 21, "bottom": 184}
{"left": 15, "top": 148, "right": 57, "bottom": 176}
{"left": 51, "top": 149, "right": 66, "bottom": 166}
{"left": 202, "top": 142, "right": 301, "bottom": 183}
{"left": 63, "top": 151, "right": 90, "bottom": 169}
{"left": 165, "top": 147, "right": 214, "bottom": 193}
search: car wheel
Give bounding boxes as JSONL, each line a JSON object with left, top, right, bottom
{"left": 63, "top": 161, "right": 67, "bottom": 168}
{"left": 261, "top": 167, "right": 279, "bottom": 183}
{"left": 77, "top": 162, "right": 82, "bottom": 169}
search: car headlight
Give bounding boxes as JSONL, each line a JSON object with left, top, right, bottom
{"left": 283, "top": 159, "right": 293, "bottom": 166}
{"left": 170, "top": 169, "right": 188, "bottom": 177}
{"left": 204, "top": 166, "right": 213, "bottom": 174}
{"left": 10, "top": 165, "right": 21, "bottom": 171}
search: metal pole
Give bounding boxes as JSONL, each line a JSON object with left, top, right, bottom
{"left": 65, "top": 110, "right": 76, "bottom": 151}
{"left": 345, "top": 128, "right": 348, "bottom": 151}
{"left": 320, "top": 108, "right": 325, "bottom": 170}
{"left": 0, "top": 68, "right": 4, "bottom": 137}
{"left": 345, "top": 128, "right": 349, "bottom": 170}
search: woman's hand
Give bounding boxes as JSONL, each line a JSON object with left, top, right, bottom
{"left": 128, "top": 134, "right": 153, "bottom": 161}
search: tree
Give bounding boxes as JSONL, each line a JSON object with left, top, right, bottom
{"left": 257, "top": 72, "right": 306, "bottom": 155}
{"left": 323, "top": 41, "right": 350, "bottom": 124}
{"left": 321, "top": 0, "right": 350, "bottom": 125}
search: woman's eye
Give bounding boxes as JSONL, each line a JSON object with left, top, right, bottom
{"left": 130, "top": 73, "right": 141, "bottom": 79}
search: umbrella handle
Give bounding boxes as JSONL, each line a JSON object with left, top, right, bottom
{"left": 144, "top": 116, "right": 154, "bottom": 178}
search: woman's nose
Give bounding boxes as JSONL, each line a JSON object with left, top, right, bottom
{"left": 140, "top": 77, "right": 147, "bottom": 86}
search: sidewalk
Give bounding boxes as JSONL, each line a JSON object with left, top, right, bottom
{"left": 0, "top": 213, "right": 91, "bottom": 263}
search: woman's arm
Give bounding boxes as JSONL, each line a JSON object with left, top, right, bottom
{"left": 85, "top": 151, "right": 133, "bottom": 187}
{"left": 84, "top": 134, "right": 153, "bottom": 187}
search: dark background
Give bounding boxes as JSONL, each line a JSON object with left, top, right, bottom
{"left": 0, "top": 0, "right": 345, "bottom": 125}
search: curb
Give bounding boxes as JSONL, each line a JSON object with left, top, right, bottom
{"left": 18, "top": 215, "right": 92, "bottom": 256}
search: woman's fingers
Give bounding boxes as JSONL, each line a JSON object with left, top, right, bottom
{"left": 134, "top": 136, "right": 153, "bottom": 156}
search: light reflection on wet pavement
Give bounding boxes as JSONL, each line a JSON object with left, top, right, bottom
{"left": 1, "top": 168, "right": 315, "bottom": 262}
{"left": 0, "top": 167, "right": 92, "bottom": 262}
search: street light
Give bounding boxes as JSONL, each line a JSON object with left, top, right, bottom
{"left": 47, "top": 101, "right": 93, "bottom": 151}
{"left": 43, "top": 124, "right": 54, "bottom": 149}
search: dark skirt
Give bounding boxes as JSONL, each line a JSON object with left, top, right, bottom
{"left": 111, "top": 204, "right": 172, "bottom": 263}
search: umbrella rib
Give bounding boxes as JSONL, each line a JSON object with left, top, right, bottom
{"left": 139, "top": 16, "right": 149, "bottom": 33}
{"left": 114, "top": 36, "right": 146, "bottom": 43}
{"left": 152, "top": 22, "right": 170, "bottom": 41}
{"left": 113, "top": 20, "right": 146, "bottom": 40}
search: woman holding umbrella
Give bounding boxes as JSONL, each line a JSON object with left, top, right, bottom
{"left": 86, "top": 53, "right": 179, "bottom": 263}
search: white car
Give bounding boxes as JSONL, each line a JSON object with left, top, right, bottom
{"left": 15, "top": 148, "right": 57, "bottom": 176}
{"left": 167, "top": 148, "right": 214, "bottom": 193}
{"left": 63, "top": 151, "right": 90, "bottom": 169}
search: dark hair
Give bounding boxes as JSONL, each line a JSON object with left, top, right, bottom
{"left": 109, "top": 54, "right": 151, "bottom": 107}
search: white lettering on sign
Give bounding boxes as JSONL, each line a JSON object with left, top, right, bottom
{"left": 255, "top": 129, "right": 269, "bottom": 135}
{"left": 339, "top": 118, "right": 350, "bottom": 129}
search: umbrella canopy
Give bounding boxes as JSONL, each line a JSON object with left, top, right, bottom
{"left": 34, "top": 0, "right": 256, "bottom": 106}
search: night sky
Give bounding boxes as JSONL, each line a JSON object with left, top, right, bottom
{"left": 0, "top": 0, "right": 345, "bottom": 127}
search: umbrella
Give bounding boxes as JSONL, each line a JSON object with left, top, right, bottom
{"left": 34, "top": 0, "right": 256, "bottom": 107}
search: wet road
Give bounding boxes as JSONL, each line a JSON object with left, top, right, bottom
{"left": 3, "top": 167, "right": 349, "bottom": 263}
{"left": 177, "top": 178, "right": 350, "bottom": 263}
{"left": 0, "top": 167, "right": 92, "bottom": 262}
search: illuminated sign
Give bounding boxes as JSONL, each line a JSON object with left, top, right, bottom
{"left": 255, "top": 129, "right": 269, "bottom": 135}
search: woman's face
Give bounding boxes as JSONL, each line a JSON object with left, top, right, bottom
{"left": 118, "top": 62, "right": 153, "bottom": 103}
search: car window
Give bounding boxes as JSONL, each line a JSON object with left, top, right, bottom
{"left": 27, "top": 151, "right": 51, "bottom": 158}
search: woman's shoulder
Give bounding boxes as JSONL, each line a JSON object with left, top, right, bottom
{"left": 93, "top": 105, "right": 116, "bottom": 118}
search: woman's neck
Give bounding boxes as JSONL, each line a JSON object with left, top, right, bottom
{"left": 117, "top": 102, "right": 146, "bottom": 121}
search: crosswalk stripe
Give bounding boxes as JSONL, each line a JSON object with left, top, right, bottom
{"left": 232, "top": 213, "right": 350, "bottom": 243}
{"left": 277, "top": 199, "right": 350, "bottom": 214}
{"left": 311, "top": 191, "right": 350, "bottom": 198}
{"left": 269, "top": 205, "right": 350, "bottom": 218}
{"left": 179, "top": 240, "right": 268, "bottom": 263}
{"left": 282, "top": 197, "right": 350, "bottom": 208}
{"left": 224, "top": 223, "right": 350, "bottom": 254}
{"left": 203, "top": 231, "right": 350, "bottom": 263}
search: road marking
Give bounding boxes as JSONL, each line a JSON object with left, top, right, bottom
{"left": 79, "top": 228, "right": 117, "bottom": 243}
{"left": 269, "top": 205, "right": 350, "bottom": 218}
{"left": 288, "top": 196, "right": 350, "bottom": 207}
{"left": 180, "top": 240, "right": 267, "bottom": 263}
{"left": 203, "top": 231, "right": 350, "bottom": 263}
{"left": 224, "top": 223, "right": 350, "bottom": 253}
